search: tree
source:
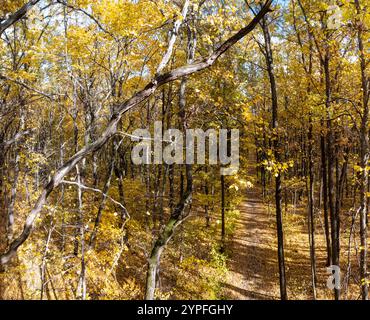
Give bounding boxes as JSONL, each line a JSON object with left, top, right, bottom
{"left": 0, "top": 0, "right": 273, "bottom": 267}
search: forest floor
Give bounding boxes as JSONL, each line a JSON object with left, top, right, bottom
{"left": 222, "top": 160, "right": 345, "bottom": 300}
{"left": 222, "top": 187, "right": 281, "bottom": 299}
{"left": 222, "top": 178, "right": 365, "bottom": 300}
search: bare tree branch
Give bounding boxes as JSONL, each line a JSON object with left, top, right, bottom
{"left": 56, "top": 0, "right": 116, "bottom": 40}
{"left": 0, "top": 0, "right": 273, "bottom": 266}
{"left": 0, "top": 74, "right": 58, "bottom": 100}
{"left": 0, "top": 0, "right": 41, "bottom": 35}
{"left": 61, "top": 180, "right": 128, "bottom": 214}
{"left": 156, "top": 0, "right": 190, "bottom": 74}
{"left": 1, "top": 129, "right": 34, "bottom": 149}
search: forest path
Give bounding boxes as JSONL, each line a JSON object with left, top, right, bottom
{"left": 222, "top": 184, "right": 281, "bottom": 300}
{"left": 222, "top": 158, "right": 329, "bottom": 300}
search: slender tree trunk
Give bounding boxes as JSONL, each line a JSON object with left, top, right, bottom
{"left": 40, "top": 221, "right": 54, "bottom": 300}
{"left": 324, "top": 42, "right": 340, "bottom": 300}
{"left": 204, "top": 168, "right": 210, "bottom": 227}
{"left": 145, "top": 15, "right": 197, "bottom": 299}
{"left": 0, "top": 153, "right": 7, "bottom": 256}
{"left": 321, "top": 124, "right": 332, "bottom": 266}
{"left": 89, "top": 153, "right": 116, "bottom": 249}
{"left": 355, "top": 0, "right": 369, "bottom": 300}
{"left": 0, "top": 151, "right": 7, "bottom": 299}
{"left": 145, "top": 167, "right": 193, "bottom": 300}
{"left": 7, "top": 142, "right": 21, "bottom": 244}
{"left": 75, "top": 164, "right": 86, "bottom": 300}
{"left": 221, "top": 174, "right": 226, "bottom": 250}
{"left": 261, "top": 14, "right": 287, "bottom": 300}
{"left": 308, "top": 113, "right": 317, "bottom": 299}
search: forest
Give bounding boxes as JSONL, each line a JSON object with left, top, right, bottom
{"left": 0, "top": 0, "right": 369, "bottom": 301}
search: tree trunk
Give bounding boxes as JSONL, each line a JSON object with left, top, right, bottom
{"left": 324, "top": 41, "right": 340, "bottom": 300}
{"left": 355, "top": 0, "right": 369, "bottom": 300}
{"left": 261, "top": 14, "right": 287, "bottom": 300}
{"left": 221, "top": 174, "right": 226, "bottom": 250}
{"left": 321, "top": 124, "right": 332, "bottom": 266}
{"left": 308, "top": 113, "right": 317, "bottom": 299}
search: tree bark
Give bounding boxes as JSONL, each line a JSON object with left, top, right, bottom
{"left": 261, "top": 12, "right": 287, "bottom": 300}
{"left": 355, "top": 0, "right": 369, "bottom": 300}
{"left": 320, "top": 123, "right": 332, "bottom": 266}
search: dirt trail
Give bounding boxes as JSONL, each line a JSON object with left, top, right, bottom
{"left": 222, "top": 159, "right": 330, "bottom": 300}
{"left": 223, "top": 186, "right": 281, "bottom": 300}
